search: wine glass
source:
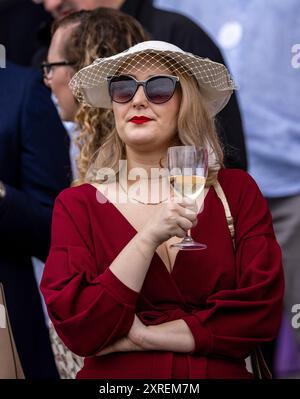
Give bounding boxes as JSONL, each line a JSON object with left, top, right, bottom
{"left": 167, "top": 145, "right": 208, "bottom": 250}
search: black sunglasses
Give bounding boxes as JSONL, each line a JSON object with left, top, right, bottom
{"left": 41, "top": 61, "right": 75, "bottom": 78}
{"left": 108, "top": 75, "right": 180, "bottom": 104}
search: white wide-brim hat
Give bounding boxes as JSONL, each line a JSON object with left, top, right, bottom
{"left": 69, "top": 40, "right": 236, "bottom": 116}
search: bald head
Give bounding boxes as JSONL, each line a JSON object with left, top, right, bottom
{"left": 40, "top": 0, "right": 125, "bottom": 20}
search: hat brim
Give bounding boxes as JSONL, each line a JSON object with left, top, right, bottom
{"left": 69, "top": 49, "right": 235, "bottom": 116}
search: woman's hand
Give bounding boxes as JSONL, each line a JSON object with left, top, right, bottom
{"left": 139, "top": 198, "right": 198, "bottom": 247}
{"left": 96, "top": 316, "right": 196, "bottom": 355}
{"left": 96, "top": 335, "right": 144, "bottom": 356}
{"left": 96, "top": 315, "right": 148, "bottom": 356}
{"left": 127, "top": 314, "right": 149, "bottom": 345}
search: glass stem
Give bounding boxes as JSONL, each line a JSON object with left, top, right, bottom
{"left": 184, "top": 229, "right": 193, "bottom": 242}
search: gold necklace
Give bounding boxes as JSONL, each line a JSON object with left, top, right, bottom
{"left": 118, "top": 179, "right": 169, "bottom": 205}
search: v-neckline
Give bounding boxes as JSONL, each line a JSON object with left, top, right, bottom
{"left": 85, "top": 183, "right": 213, "bottom": 276}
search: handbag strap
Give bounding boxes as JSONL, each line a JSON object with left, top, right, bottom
{"left": 0, "top": 283, "right": 25, "bottom": 379}
{"left": 213, "top": 180, "right": 236, "bottom": 249}
{"left": 212, "top": 179, "right": 272, "bottom": 379}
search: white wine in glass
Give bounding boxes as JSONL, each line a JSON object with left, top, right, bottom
{"left": 168, "top": 146, "right": 208, "bottom": 250}
{"left": 169, "top": 175, "right": 206, "bottom": 200}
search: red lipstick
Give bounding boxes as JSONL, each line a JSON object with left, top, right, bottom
{"left": 129, "top": 116, "right": 152, "bottom": 124}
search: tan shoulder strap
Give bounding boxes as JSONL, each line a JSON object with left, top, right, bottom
{"left": 213, "top": 180, "right": 236, "bottom": 249}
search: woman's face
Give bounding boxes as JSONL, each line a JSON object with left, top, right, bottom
{"left": 112, "top": 66, "right": 181, "bottom": 153}
{"left": 46, "top": 26, "right": 78, "bottom": 122}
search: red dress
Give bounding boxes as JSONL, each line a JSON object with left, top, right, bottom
{"left": 41, "top": 169, "right": 284, "bottom": 379}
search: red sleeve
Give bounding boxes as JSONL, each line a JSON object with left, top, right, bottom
{"left": 181, "top": 170, "right": 284, "bottom": 359}
{"left": 40, "top": 187, "right": 139, "bottom": 357}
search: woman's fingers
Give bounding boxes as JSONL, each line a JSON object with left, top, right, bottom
{"left": 174, "top": 226, "right": 188, "bottom": 238}
{"left": 176, "top": 216, "right": 194, "bottom": 231}
{"left": 168, "top": 199, "right": 198, "bottom": 221}
{"left": 140, "top": 197, "right": 198, "bottom": 246}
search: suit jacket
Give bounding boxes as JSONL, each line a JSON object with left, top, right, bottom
{"left": 0, "top": 0, "right": 51, "bottom": 67}
{"left": 121, "top": 0, "right": 248, "bottom": 170}
{"left": 0, "top": 62, "right": 71, "bottom": 378}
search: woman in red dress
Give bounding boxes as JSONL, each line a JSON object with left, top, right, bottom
{"left": 41, "top": 41, "right": 284, "bottom": 379}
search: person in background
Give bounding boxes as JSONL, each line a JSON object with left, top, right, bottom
{"left": 43, "top": 8, "right": 149, "bottom": 182}
{"left": 41, "top": 39, "right": 284, "bottom": 379}
{"left": 36, "top": 0, "right": 248, "bottom": 171}
{"left": 0, "top": 62, "right": 71, "bottom": 378}
{"left": 155, "top": 0, "right": 300, "bottom": 378}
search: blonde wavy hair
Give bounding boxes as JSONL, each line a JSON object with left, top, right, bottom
{"left": 85, "top": 71, "right": 224, "bottom": 187}
{"left": 52, "top": 8, "right": 150, "bottom": 185}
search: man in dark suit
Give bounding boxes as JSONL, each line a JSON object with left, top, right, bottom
{"left": 39, "top": 0, "right": 247, "bottom": 170}
{"left": 0, "top": 62, "right": 71, "bottom": 378}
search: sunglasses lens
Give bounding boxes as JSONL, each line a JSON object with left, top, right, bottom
{"left": 146, "top": 76, "right": 176, "bottom": 104}
{"left": 109, "top": 76, "right": 136, "bottom": 103}
{"left": 109, "top": 76, "right": 177, "bottom": 104}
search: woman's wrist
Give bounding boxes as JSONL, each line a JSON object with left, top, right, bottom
{"left": 136, "top": 229, "right": 159, "bottom": 251}
{"left": 137, "top": 325, "right": 156, "bottom": 350}
{"left": 140, "top": 325, "right": 172, "bottom": 351}
{"left": 135, "top": 321, "right": 196, "bottom": 353}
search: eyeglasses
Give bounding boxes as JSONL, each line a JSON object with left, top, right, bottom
{"left": 41, "top": 61, "right": 75, "bottom": 79}
{"left": 108, "top": 75, "right": 180, "bottom": 104}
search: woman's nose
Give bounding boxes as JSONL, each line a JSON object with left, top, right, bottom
{"left": 132, "top": 85, "right": 148, "bottom": 107}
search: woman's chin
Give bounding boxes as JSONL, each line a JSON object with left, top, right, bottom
{"left": 125, "top": 132, "right": 156, "bottom": 146}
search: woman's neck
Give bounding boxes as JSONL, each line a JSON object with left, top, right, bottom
{"left": 119, "top": 148, "right": 170, "bottom": 204}
{"left": 125, "top": 147, "right": 167, "bottom": 180}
